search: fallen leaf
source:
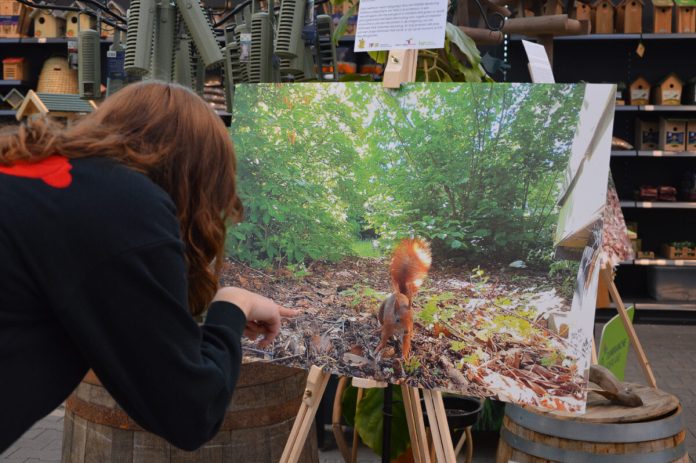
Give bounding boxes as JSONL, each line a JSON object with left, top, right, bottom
{"left": 343, "top": 353, "right": 369, "bottom": 367}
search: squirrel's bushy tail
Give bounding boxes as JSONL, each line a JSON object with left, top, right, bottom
{"left": 389, "top": 238, "right": 431, "bottom": 300}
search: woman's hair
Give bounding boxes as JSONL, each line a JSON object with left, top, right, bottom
{"left": 0, "top": 81, "right": 243, "bottom": 315}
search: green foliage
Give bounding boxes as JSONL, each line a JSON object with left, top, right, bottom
{"left": 416, "top": 292, "right": 458, "bottom": 327}
{"left": 340, "top": 284, "right": 386, "bottom": 309}
{"left": 230, "top": 83, "right": 585, "bottom": 266}
{"left": 473, "top": 398, "right": 505, "bottom": 432}
{"left": 549, "top": 260, "right": 578, "bottom": 299}
{"left": 403, "top": 356, "right": 422, "bottom": 375}
{"left": 350, "top": 240, "right": 383, "bottom": 258}
{"left": 341, "top": 385, "right": 411, "bottom": 460}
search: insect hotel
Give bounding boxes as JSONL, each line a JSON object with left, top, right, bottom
{"left": 615, "top": 0, "right": 643, "bottom": 32}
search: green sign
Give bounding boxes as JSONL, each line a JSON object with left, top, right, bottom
{"left": 598, "top": 306, "right": 635, "bottom": 381}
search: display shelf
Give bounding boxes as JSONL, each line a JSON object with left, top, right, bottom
{"left": 0, "top": 109, "right": 17, "bottom": 117}
{"left": 637, "top": 150, "right": 696, "bottom": 158}
{"left": 615, "top": 105, "right": 696, "bottom": 112}
{"left": 0, "top": 80, "right": 29, "bottom": 86}
{"left": 509, "top": 33, "right": 696, "bottom": 41}
{"left": 631, "top": 201, "right": 696, "bottom": 209}
{"left": 632, "top": 258, "right": 696, "bottom": 266}
{"left": 597, "top": 301, "right": 696, "bottom": 311}
{"left": 0, "top": 37, "right": 112, "bottom": 44}
{"left": 620, "top": 200, "right": 635, "bottom": 208}
{"left": 612, "top": 150, "right": 696, "bottom": 157}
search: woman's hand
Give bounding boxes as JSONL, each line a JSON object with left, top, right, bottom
{"left": 213, "top": 287, "right": 297, "bottom": 347}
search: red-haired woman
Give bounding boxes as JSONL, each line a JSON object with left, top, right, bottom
{"left": 0, "top": 81, "right": 293, "bottom": 452}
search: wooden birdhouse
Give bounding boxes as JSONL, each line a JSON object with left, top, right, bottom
{"left": 32, "top": 10, "right": 66, "bottom": 38}
{"left": 15, "top": 89, "right": 96, "bottom": 122}
{"left": 65, "top": 3, "right": 96, "bottom": 38}
{"left": 674, "top": 0, "right": 696, "bottom": 32}
{"left": 100, "top": 0, "right": 125, "bottom": 38}
{"left": 654, "top": 73, "right": 683, "bottom": 105}
{"left": 616, "top": 0, "right": 643, "bottom": 33}
{"left": 572, "top": 0, "right": 593, "bottom": 20}
{"left": 592, "top": 0, "right": 615, "bottom": 33}
{"left": 542, "top": 0, "right": 564, "bottom": 15}
{"left": 629, "top": 76, "right": 651, "bottom": 105}
{"left": 652, "top": 0, "right": 673, "bottom": 32}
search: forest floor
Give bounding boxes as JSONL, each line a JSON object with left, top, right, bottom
{"left": 220, "top": 256, "right": 588, "bottom": 412}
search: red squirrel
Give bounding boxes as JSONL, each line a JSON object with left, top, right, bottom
{"left": 376, "top": 239, "right": 431, "bottom": 359}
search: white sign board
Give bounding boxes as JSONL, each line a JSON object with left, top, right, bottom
{"left": 354, "top": 0, "right": 448, "bottom": 52}
{"left": 522, "top": 40, "right": 555, "bottom": 84}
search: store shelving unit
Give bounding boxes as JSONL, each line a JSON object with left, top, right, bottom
{"left": 503, "top": 24, "right": 696, "bottom": 321}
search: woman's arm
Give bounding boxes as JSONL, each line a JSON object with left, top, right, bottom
{"left": 57, "top": 239, "right": 249, "bottom": 450}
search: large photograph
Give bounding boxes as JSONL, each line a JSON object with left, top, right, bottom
{"left": 225, "top": 82, "right": 614, "bottom": 412}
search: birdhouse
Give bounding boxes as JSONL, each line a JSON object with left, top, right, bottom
{"left": 592, "top": 0, "right": 615, "bottom": 33}
{"left": 15, "top": 89, "right": 97, "bottom": 122}
{"left": 654, "top": 73, "right": 683, "bottom": 105}
{"left": 572, "top": 0, "right": 593, "bottom": 20}
{"left": 674, "top": 0, "right": 696, "bottom": 32}
{"left": 616, "top": 0, "right": 643, "bottom": 33}
{"left": 542, "top": 0, "right": 564, "bottom": 15}
{"left": 32, "top": 10, "right": 66, "bottom": 38}
{"left": 684, "top": 77, "right": 696, "bottom": 104}
{"left": 652, "top": 0, "right": 673, "bottom": 32}
{"left": 65, "top": 7, "right": 96, "bottom": 38}
{"left": 629, "top": 76, "right": 651, "bottom": 105}
{"left": 100, "top": 0, "right": 126, "bottom": 38}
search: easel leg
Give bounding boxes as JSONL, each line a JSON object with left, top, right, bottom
{"left": 401, "top": 386, "right": 430, "bottom": 463}
{"left": 331, "top": 377, "right": 351, "bottom": 462}
{"left": 280, "top": 366, "right": 331, "bottom": 463}
{"left": 422, "top": 390, "right": 457, "bottom": 463}
{"left": 600, "top": 266, "right": 657, "bottom": 388}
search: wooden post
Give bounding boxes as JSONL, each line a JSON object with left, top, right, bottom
{"left": 382, "top": 49, "right": 418, "bottom": 89}
{"left": 401, "top": 385, "right": 431, "bottom": 463}
{"left": 331, "top": 377, "right": 352, "bottom": 462}
{"left": 600, "top": 265, "right": 658, "bottom": 388}
{"left": 422, "top": 390, "right": 457, "bottom": 462}
{"left": 279, "top": 366, "right": 331, "bottom": 463}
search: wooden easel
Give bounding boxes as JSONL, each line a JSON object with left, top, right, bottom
{"left": 280, "top": 49, "right": 459, "bottom": 463}
{"left": 598, "top": 263, "right": 657, "bottom": 388}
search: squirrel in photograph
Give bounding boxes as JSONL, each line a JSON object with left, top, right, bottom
{"left": 376, "top": 239, "right": 431, "bottom": 359}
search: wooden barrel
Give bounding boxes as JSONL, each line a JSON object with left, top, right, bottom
{"left": 62, "top": 363, "right": 318, "bottom": 463}
{"left": 496, "top": 384, "right": 688, "bottom": 463}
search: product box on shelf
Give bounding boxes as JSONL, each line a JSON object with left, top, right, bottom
{"left": 687, "top": 120, "right": 696, "bottom": 151}
{"left": 654, "top": 73, "right": 683, "bottom": 105}
{"left": 0, "top": 0, "right": 27, "bottom": 38}
{"left": 659, "top": 118, "right": 687, "bottom": 151}
{"left": 636, "top": 119, "right": 659, "bottom": 149}
{"left": 648, "top": 267, "right": 696, "bottom": 301}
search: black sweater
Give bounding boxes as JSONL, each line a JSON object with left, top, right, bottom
{"left": 0, "top": 155, "right": 246, "bottom": 452}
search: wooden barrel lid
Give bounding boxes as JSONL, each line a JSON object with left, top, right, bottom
{"left": 528, "top": 383, "right": 679, "bottom": 423}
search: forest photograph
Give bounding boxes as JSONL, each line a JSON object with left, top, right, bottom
{"left": 224, "top": 82, "right": 606, "bottom": 412}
